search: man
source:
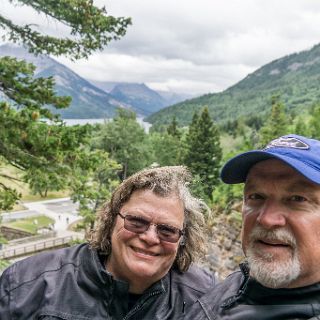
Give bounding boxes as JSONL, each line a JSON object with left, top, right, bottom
{"left": 0, "top": 166, "right": 217, "bottom": 319}
{"left": 187, "top": 134, "right": 320, "bottom": 320}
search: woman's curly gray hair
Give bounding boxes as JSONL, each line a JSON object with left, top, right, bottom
{"left": 89, "top": 166, "right": 208, "bottom": 272}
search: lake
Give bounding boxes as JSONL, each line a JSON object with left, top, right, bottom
{"left": 62, "top": 118, "right": 152, "bottom": 132}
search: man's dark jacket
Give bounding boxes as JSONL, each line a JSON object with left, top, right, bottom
{"left": 185, "top": 263, "right": 320, "bottom": 320}
{"left": 0, "top": 243, "right": 217, "bottom": 320}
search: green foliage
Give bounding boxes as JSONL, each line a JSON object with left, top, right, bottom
{"left": 22, "top": 124, "right": 92, "bottom": 197}
{"left": 0, "top": 0, "right": 131, "bottom": 60}
{"left": 0, "top": 87, "right": 92, "bottom": 205}
{"left": 147, "top": 43, "right": 320, "bottom": 127}
{"left": 291, "top": 103, "right": 320, "bottom": 138}
{"left": 245, "top": 115, "right": 264, "bottom": 131}
{"left": 0, "top": 57, "right": 79, "bottom": 209}
{"left": 68, "top": 238, "right": 86, "bottom": 246}
{"left": 0, "top": 259, "right": 10, "bottom": 272}
{"left": 94, "top": 109, "right": 152, "bottom": 180}
{"left": 0, "top": 179, "right": 20, "bottom": 211}
{"left": 0, "top": 57, "right": 70, "bottom": 115}
{"left": 148, "top": 131, "right": 184, "bottom": 167}
{"left": 259, "top": 96, "right": 290, "bottom": 146}
{"left": 184, "top": 107, "right": 222, "bottom": 200}
{"left": 167, "top": 116, "right": 181, "bottom": 139}
{"left": 0, "top": 0, "right": 130, "bottom": 210}
{"left": 294, "top": 117, "right": 309, "bottom": 136}
{"left": 70, "top": 149, "right": 120, "bottom": 230}
{"left": 211, "top": 182, "right": 243, "bottom": 213}
{"left": 309, "top": 104, "right": 320, "bottom": 139}
{"left": 148, "top": 117, "right": 186, "bottom": 167}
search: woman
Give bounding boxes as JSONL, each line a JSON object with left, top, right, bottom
{"left": 0, "top": 166, "right": 217, "bottom": 319}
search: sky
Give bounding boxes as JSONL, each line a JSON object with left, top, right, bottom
{"left": 2, "top": 0, "right": 320, "bottom": 96}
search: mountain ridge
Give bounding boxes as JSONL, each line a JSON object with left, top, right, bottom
{"left": 91, "top": 80, "right": 194, "bottom": 115}
{"left": 0, "top": 44, "right": 190, "bottom": 118}
{"left": 146, "top": 43, "right": 320, "bottom": 126}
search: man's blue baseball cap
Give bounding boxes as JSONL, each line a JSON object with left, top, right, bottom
{"left": 221, "top": 134, "right": 320, "bottom": 185}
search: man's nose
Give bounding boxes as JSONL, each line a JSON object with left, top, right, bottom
{"left": 256, "top": 199, "right": 286, "bottom": 229}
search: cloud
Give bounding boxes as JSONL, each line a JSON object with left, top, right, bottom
{"left": 2, "top": 0, "right": 320, "bottom": 95}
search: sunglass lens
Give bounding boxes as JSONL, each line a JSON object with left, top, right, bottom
{"left": 125, "top": 215, "right": 149, "bottom": 233}
{"left": 157, "top": 225, "right": 179, "bottom": 243}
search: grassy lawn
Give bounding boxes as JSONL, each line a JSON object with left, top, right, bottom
{"left": 0, "top": 164, "right": 69, "bottom": 212}
{"left": 22, "top": 191, "right": 69, "bottom": 202}
{"left": 3, "top": 216, "right": 55, "bottom": 234}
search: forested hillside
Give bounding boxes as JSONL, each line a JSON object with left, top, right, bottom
{"left": 147, "top": 43, "right": 320, "bottom": 126}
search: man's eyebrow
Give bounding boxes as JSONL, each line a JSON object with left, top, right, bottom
{"left": 286, "top": 180, "right": 319, "bottom": 193}
{"left": 244, "top": 181, "right": 252, "bottom": 189}
{"left": 243, "top": 181, "right": 258, "bottom": 193}
{"left": 245, "top": 179, "right": 320, "bottom": 194}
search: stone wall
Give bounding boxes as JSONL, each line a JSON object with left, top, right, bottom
{"left": 0, "top": 226, "right": 33, "bottom": 241}
{"left": 203, "top": 212, "right": 244, "bottom": 280}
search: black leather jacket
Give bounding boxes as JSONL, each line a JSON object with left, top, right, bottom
{"left": 0, "top": 243, "right": 217, "bottom": 320}
{"left": 185, "top": 262, "right": 320, "bottom": 320}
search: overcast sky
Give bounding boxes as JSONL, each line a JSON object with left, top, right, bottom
{"left": 2, "top": 0, "right": 320, "bottom": 95}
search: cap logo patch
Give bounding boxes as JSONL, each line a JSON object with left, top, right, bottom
{"left": 263, "top": 136, "right": 309, "bottom": 150}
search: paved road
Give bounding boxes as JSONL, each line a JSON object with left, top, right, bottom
{"left": 1, "top": 198, "right": 82, "bottom": 231}
{"left": 0, "top": 199, "right": 85, "bottom": 262}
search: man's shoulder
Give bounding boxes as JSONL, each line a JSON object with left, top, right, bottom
{"left": 171, "top": 264, "right": 218, "bottom": 294}
{"left": 183, "top": 270, "right": 244, "bottom": 320}
{"left": 198, "top": 269, "right": 243, "bottom": 305}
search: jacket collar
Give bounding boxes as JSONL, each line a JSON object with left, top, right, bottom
{"left": 81, "top": 244, "right": 166, "bottom": 295}
{"left": 221, "top": 262, "right": 250, "bottom": 309}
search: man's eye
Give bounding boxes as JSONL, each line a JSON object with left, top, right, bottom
{"left": 247, "top": 193, "right": 264, "bottom": 200}
{"left": 289, "top": 195, "right": 307, "bottom": 202}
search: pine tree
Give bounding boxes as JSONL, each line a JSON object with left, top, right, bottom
{"left": 184, "top": 107, "right": 222, "bottom": 200}
{"left": 259, "top": 96, "right": 290, "bottom": 146}
{"left": 0, "top": 1, "right": 131, "bottom": 210}
{"left": 167, "top": 116, "right": 181, "bottom": 139}
{"left": 309, "top": 104, "right": 320, "bottom": 139}
{"left": 0, "top": 0, "right": 131, "bottom": 60}
{"left": 295, "top": 117, "right": 309, "bottom": 137}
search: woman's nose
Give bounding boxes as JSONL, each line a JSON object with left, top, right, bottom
{"left": 138, "top": 224, "right": 161, "bottom": 244}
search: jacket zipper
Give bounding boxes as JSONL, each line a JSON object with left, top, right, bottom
{"left": 123, "top": 290, "right": 163, "bottom": 320}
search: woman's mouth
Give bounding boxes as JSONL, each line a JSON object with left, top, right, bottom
{"left": 132, "top": 246, "right": 159, "bottom": 256}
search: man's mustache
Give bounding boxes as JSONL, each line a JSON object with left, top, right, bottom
{"left": 249, "top": 225, "right": 297, "bottom": 248}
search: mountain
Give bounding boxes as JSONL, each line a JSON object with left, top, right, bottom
{"left": 146, "top": 43, "right": 320, "bottom": 126}
{"left": 91, "top": 81, "right": 166, "bottom": 115}
{"left": 110, "top": 83, "right": 167, "bottom": 116}
{"left": 90, "top": 80, "right": 119, "bottom": 92}
{"left": 157, "top": 90, "right": 194, "bottom": 107}
{"left": 91, "top": 80, "right": 194, "bottom": 115}
{"left": 0, "top": 44, "right": 128, "bottom": 119}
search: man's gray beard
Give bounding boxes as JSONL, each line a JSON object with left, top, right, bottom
{"left": 246, "top": 226, "right": 301, "bottom": 288}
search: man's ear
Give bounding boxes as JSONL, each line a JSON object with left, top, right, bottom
{"left": 179, "top": 237, "right": 185, "bottom": 246}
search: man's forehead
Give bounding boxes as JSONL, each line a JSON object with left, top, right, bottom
{"left": 247, "top": 159, "right": 295, "bottom": 178}
{"left": 245, "top": 159, "right": 320, "bottom": 191}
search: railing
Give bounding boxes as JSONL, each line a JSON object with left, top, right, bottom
{"left": 4, "top": 231, "right": 57, "bottom": 247}
{"left": 0, "top": 235, "right": 80, "bottom": 260}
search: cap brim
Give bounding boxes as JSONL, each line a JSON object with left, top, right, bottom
{"left": 221, "top": 150, "right": 320, "bottom": 185}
